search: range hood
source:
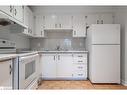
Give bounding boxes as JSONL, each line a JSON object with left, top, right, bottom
{"left": 0, "top": 11, "right": 27, "bottom": 29}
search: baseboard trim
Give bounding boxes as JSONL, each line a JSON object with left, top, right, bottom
{"left": 121, "top": 80, "right": 127, "bottom": 86}
{"left": 41, "top": 76, "right": 87, "bottom": 80}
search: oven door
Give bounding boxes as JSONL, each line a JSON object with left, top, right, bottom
{"left": 19, "top": 54, "right": 38, "bottom": 89}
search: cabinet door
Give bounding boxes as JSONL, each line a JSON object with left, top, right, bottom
{"left": 13, "top": 6, "right": 23, "bottom": 22}
{"left": 28, "top": 8, "right": 34, "bottom": 35}
{"left": 57, "top": 54, "right": 73, "bottom": 78}
{"left": 23, "top": 6, "right": 34, "bottom": 36}
{"left": 100, "top": 14, "right": 113, "bottom": 24}
{"left": 0, "top": 60, "right": 12, "bottom": 89}
{"left": 23, "top": 7, "right": 29, "bottom": 35}
{"left": 44, "top": 15, "right": 57, "bottom": 29}
{"left": 34, "top": 16, "right": 44, "bottom": 37}
{"left": 58, "top": 15, "right": 72, "bottom": 29}
{"left": 41, "top": 54, "right": 57, "bottom": 78}
{"left": 86, "top": 14, "right": 100, "bottom": 25}
{"left": 73, "top": 15, "right": 86, "bottom": 37}
{"left": 23, "top": 6, "right": 29, "bottom": 27}
{"left": 0, "top": 6, "right": 13, "bottom": 17}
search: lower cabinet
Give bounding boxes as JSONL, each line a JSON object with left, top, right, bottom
{"left": 41, "top": 53, "right": 87, "bottom": 80}
{"left": 57, "top": 54, "right": 73, "bottom": 78}
{"left": 41, "top": 54, "right": 57, "bottom": 78}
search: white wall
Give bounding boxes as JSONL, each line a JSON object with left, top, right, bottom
{"left": 0, "top": 26, "right": 30, "bottom": 49}
{"left": 30, "top": 31, "right": 85, "bottom": 51}
{"left": 113, "top": 7, "right": 127, "bottom": 85}
{"left": 31, "top": 6, "right": 114, "bottom": 15}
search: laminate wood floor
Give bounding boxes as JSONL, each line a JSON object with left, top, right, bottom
{"left": 38, "top": 80, "right": 127, "bottom": 90}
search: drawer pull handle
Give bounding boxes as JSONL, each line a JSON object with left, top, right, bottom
{"left": 78, "top": 74, "right": 83, "bottom": 76}
{"left": 78, "top": 67, "right": 83, "bottom": 69}
{"left": 78, "top": 56, "right": 83, "bottom": 57}
{"left": 78, "top": 61, "right": 83, "bottom": 62}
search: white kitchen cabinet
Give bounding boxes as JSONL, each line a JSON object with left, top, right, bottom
{"left": 13, "top": 6, "right": 23, "bottom": 22}
{"left": 86, "top": 14, "right": 99, "bottom": 25}
{"left": 23, "top": 6, "right": 34, "bottom": 36}
{"left": 57, "top": 54, "right": 73, "bottom": 78}
{"left": 44, "top": 15, "right": 72, "bottom": 29}
{"left": 0, "top": 6, "right": 13, "bottom": 17}
{"left": 0, "top": 6, "right": 23, "bottom": 22}
{"left": 34, "top": 16, "right": 45, "bottom": 37}
{"left": 86, "top": 13, "right": 113, "bottom": 26}
{"left": 100, "top": 14, "right": 113, "bottom": 24}
{"left": 72, "top": 15, "right": 87, "bottom": 37}
{"left": 57, "top": 15, "right": 72, "bottom": 29}
{"left": 0, "top": 6, "right": 24, "bottom": 22}
{"left": 0, "top": 60, "right": 12, "bottom": 89}
{"left": 41, "top": 52, "right": 88, "bottom": 80}
{"left": 23, "top": 6, "right": 29, "bottom": 27}
{"left": 41, "top": 54, "right": 57, "bottom": 78}
{"left": 23, "top": 6, "right": 29, "bottom": 35}
{"left": 73, "top": 53, "right": 88, "bottom": 79}
{"left": 44, "top": 15, "right": 57, "bottom": 29}
{"left": 28, "top": 7, "right": 34, "bottom": 35}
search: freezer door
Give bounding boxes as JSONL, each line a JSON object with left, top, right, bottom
{"left": 91, "top": 24, "right": 120, "bottom": 44}
{"left": 90, "top": 45, "right": 120, "bottom": 83}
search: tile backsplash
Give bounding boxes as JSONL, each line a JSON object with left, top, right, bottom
{"left": 30, "top": 31, "right": 86, "bottom": 51}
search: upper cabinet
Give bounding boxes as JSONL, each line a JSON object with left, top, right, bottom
{"left": 44, "top": 15, "right": 73, "bottom": 29}
{"left": 23, "top": 6, "right": 29, "bottom": 27}
{"left": 13, "top": 6, "right": 23, "bottom": 22}
{"left": 0, "top": 6, "right": 114, "bottom": 38}
{"left": 72, "top": 15, "right": 87, "bottom": 37}
{"left": 0, "top": 6, "right": 14, "bottom": 17}
{"left": 23, "top": 6, "right": 34, "bottom": 36}
{"left": 86, "top": 14, "right": 99, "bottom": 25}
{"left": 86, "top": 13, "right": 113, "bottom": 25}
{"left": 99, "top": 14, "right": 113, "bottom": 24}
{"left": 0, "top": 6, "right": 24, "bottom": 22}
{"left": 34, "top": 16, "right": 45, "bottom": 37}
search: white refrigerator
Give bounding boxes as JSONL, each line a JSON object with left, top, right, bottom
{"left": 86, "top": 24, "right": 120, "bottom": 83}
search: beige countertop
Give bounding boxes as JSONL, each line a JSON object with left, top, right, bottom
{"left": 0, "top": 54, "right": 17, "bottom": 61}
{"left": 38, "top": 50, "right": 88, "bottom": 53}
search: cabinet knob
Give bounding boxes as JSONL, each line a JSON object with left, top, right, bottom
{"left": 78, "top": 66, "right": 83, "bottom": 69}
{"left": 55, "top": 24, "right": 57, "bottom": 28}
{"left": 59, "top": 24, "right": 61, "bottom": 28}
{"left": 41, "top": 31, "right": 43, "bottom": 35}
{"left": 78, "top": 61, "right": 83, "bottom": 62}
{"left": 97, "top": 20, "right": 99, "bottom": 24}
{"left": 58, "top": 55, "right": 60, "bottom": 60}
{"left": 14, "top": 9, "right": 17, "bottom": 15}
{"left": 54, "top": 56, "right": 55, "bottom": 60}
{"left": 78, "top": 55, "right": 83, "bottom": 57}
{"left": 78, "top": 74, "right": 83, "bottom": 76}
{"left": 101, "top": 20, "right": 103, "bottom": 24}
{"left": 10, "top": 6, "right": 13, "bottom": 13}
{"left": 74, "top": 31, "right": 76, "bottom": 35}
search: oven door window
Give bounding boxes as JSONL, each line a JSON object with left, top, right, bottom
{"left": 25, "top": 60, "right": 35, "bottom": 79}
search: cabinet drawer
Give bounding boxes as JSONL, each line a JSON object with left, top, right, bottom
{"left": 73, "top": 58, "right": 87, "bottom": 64}
{"left": 73, "top": 64, "right": 87, "bottom": 71}
{"left": 73, "top": 71, "right": 87, "bottom": 78}
{"left": 73, "top": 54, "right": 87, "bottom": 58}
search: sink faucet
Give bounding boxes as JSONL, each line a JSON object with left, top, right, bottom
{"left": 56, "top": 45, "right": 61, "bottom": 51}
